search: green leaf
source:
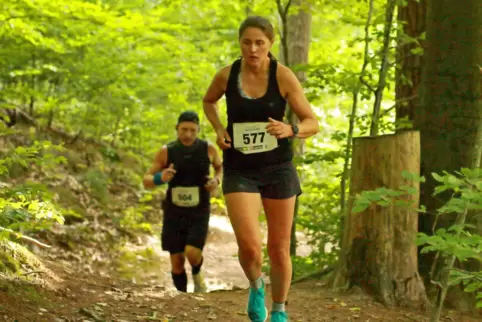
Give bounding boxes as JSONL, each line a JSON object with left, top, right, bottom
{"left": 401, "top": 170, "right": 425, "bottom": 182}
{"left": 464, "top": 282, "right": 481, "bottom": 293}
{"left": 432, "top": 172, "right": 444, "bottom": 182}
{"left": 376, "top": 200, "right": 390, "bottom": 207}
{"left": 400, "top": 185, "right": 417, "bottom": 194}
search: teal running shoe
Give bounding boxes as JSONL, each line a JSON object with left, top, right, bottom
{"left": 270, "top": 311, "right": 288, "bottom": 322}
{"left": 247, "top": 280, "right": 267, "bottom": 322}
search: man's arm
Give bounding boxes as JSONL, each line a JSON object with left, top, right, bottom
{"left": 208, "top": 143, "right": 223, "bottom": 183}
{"left": 143, "top": 146, "right": 168, "bottom": 189}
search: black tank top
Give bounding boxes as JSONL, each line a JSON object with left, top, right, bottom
{"left": 223, "top": 58, "right": 293, "bottom": 171}
{"left": 164, "top": 138, "right": 211, "bottom": 214}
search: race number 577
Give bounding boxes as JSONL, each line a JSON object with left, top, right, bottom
{"left": 243, "top": 132, "right": 265, "bottom": 145}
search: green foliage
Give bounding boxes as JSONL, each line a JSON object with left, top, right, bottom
{"left": 0, "top": 126, "right": 66, "bottom": 241}
{"left": 0, "top": 239, "right": 47, "bottom": 276}
{"left": 297, "top": 178, "right": 341, "bottom": 269}
{"left": 351, "top": 170, "right": 426, "bottom": 213}
{"left": 353, "top": 168, "right": 482, "bottom": 309}
{"left": 119, "top": 203, "right": 155, "bottom": 234}
{"left": 0, "top": 251, "right": 19, "bottom": 273}
{"left": 0, "top": 0, "right": 420, "bottom": 294}
{"left": 83, "top": 168, "right": 110, "bottom": 203}
{"left": 0, "top": 140, "right": 66, "bottom": 178}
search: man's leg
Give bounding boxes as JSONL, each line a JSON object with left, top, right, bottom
{"left": 170, "top": 253, "right": 187, "bottom": 292}
{"left": 185, "top": 213, "right": 210, "bottom": 293}
{"left": 162, "top": 214, "right": 188, "bottom": 292}
{"left": 185, "top": 245, "right": 206, "bottom": 292}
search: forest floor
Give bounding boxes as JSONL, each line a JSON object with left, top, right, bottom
{"left": 0, "top": 125, "right": 480, "bottom": 322}
{"left": 1, "top": 216, "right": 479, "bottom": 322}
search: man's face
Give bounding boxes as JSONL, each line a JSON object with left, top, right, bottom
{"left": 177, "top": 121, "right": 199, "bottom": 146}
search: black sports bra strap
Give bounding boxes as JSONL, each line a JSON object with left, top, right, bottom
{"left": 227, "top": 58, "right": 242, "bottom": 92}
{"left": 268, "top": 59, "right": 279, "bottom": 93}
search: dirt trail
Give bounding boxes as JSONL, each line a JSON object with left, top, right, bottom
{"left": 0, "top": 214, "right": 479, "bottom": 321}
{"left": 1, "top": 262, "right": 478, "bottom": 322}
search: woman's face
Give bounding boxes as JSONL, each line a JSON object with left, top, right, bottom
{"left": 239, "top": 27, "right": 273, "bottom": 68}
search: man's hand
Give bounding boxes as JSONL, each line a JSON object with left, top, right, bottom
{"left": 161, "top": 163, "right": 176, "bottom": 183}
{"left": 204, "top": 175, "right": 220, "bottom": 192}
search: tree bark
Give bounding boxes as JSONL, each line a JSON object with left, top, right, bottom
{"left": 333, "top": 131, "right": 428, "bottom": 309}
{"left": 415, "top": 0, "right": 482, "bottom": 313}
{"left": 286, "top": 0, "right": 312, "bottom": 256}
{"left": 395, "top": 0, "right": 427, "bottom": 131}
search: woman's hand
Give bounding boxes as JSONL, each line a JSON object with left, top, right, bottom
{"left": 266, "top": 117, "right": 293, "bottom": 139}
{"left": 216, "top": 129, "right": 232, "bottom": 150}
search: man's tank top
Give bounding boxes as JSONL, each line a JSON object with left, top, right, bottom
{"left": 164, "top": 138, "right": 211, "bottom": 215}
{"left": 223, "top": 58, "right": 293, "bottom": 171}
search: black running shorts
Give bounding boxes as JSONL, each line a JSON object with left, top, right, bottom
{"left": 161, "top": 212, "right": 210, "bottom": 254}
{"left": 222, "top": 161, "right": 302, "bottom": 199}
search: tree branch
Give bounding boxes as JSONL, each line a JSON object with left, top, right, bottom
{"left": 369, "top": 0, "right": 397, "bottom": 136}
{"left": 379, "top": 95, "right": 418, "bottom": 118}
{"left": 340, "top": 0, "right": 375, "bottom": 213}
{"left": 275, "top": 0, "right": 293, "bottom": 65}
{"left": 0, "top": 227, "right": 51, "bottom": 248}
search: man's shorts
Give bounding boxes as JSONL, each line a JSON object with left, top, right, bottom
{"left": 222, "top": 161, "right": 302, "bottom": 199}
{"left": 161, "top": 212, "right": 210, "bottom": 254}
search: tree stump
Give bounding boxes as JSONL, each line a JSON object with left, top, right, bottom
{"left": 333, "top": 130, "right": 429, "bottom": 309}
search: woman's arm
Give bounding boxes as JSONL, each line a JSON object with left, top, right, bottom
{"left": 202, "top": 66, "right": 230, "bottom": 134}
{"left": 277, "top": 64, "right": 319, "bottom": 139}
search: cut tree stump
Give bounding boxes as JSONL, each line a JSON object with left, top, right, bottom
{"left": 332, "top": 130, "right": 429, "bottom": 310}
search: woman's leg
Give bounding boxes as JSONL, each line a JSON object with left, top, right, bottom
{"left": 225, "top": 192, "right": 267, "bottom": 322}
{"left": 262, "top": 196, "right": 296, "bottom": 304}
{"left": 225, "top": 192, "right": 262, "bottom": 282}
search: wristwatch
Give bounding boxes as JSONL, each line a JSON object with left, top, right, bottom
{"left": 291, "top": 125, "right": 299, "bottom": 138}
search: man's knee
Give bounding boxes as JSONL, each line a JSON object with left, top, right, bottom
{"left": 184, "top": 245, "right": 202, "bottom": 264}
{"left": 170, "top": 253, "right": 185, "bottom": 273}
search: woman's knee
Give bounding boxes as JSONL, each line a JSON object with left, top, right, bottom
{"left": 267, "top": 243, "right": 290, "bottom": 265}
{"left": 239, "top": 243, "right": 262, "bottom": 263}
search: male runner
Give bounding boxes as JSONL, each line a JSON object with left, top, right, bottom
{"left": 143, "top": 111, "right": 222, "bottom": 293}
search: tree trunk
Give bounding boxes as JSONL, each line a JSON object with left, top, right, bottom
{"left": 395, "top": 0, "right": 427, "bottom": 131}
{"left": 29, "top": 52, "right": 36, "bottom": 117}
{"left": 415, "top": 0, "right": 482, "bottom": 313}
{"left": 284, "top": 0, "right": 312, "bottom": 256}
{"left": 244, "top": 0, "right": 253, "bottom": 16}
{"left": 333, "top": 130, "right": 428, "bottom": 309}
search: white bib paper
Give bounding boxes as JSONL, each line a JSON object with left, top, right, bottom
{"left": 233, "top": 122, "right": 278, "bottom": 155}
{"left": 171, "top": 186, "right": 200, "bottom": 207}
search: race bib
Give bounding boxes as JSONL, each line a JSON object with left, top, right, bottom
{"left": 171, "top": 187, "right": 199, "bottom": 207}
{"left": 233, "top": 122, "right": 278, "bottom": 155}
